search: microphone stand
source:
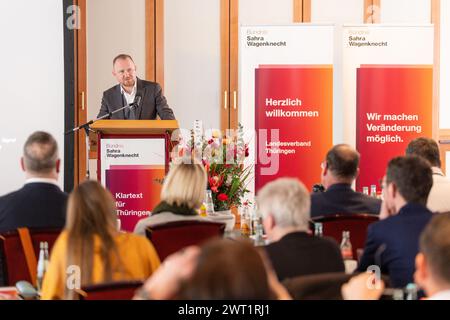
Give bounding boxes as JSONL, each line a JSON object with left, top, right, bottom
{"left": 65, "top": 102, "right": 138, "bottom": 179}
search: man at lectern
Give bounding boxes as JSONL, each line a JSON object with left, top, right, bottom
{"left": 97, "top": 54, "right": 175, "bottom": 120}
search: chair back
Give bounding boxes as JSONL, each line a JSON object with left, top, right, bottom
{"left": 312, "top": 214, "right": 378, "bottom": 259}
{"left": 283, "top": 272, "right": 390, "bottom": 300}
{"left": 0, "top": 228, "right": 62, "bottom": 286}
{"left": 77, "top": 280, "right": 143, "bottom": 300}
{"left": 145, "top": 220, "right": 226, "bottom": 261}
{"left": 283, "top": 272, "right": 353, "bottom": 300}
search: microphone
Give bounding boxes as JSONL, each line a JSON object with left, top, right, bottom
{"left": 129, "top": 92, "right": 142, "bottom": 110}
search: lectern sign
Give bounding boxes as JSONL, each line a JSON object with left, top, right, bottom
{"left": 99, "top": 138, "right": 166, "bottom": 232}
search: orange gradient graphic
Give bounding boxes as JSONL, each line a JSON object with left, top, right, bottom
{"left": 255, "top": 65, "right": 333, "bottom": 192}
{"left": 356, "top": 65, "right": 433, "bottom": 191}
{"left": 106, "top": 167, "right": 166, "bottom": 232}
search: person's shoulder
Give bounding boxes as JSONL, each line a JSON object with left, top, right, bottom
{"left": 103, "top": 84, "right": 119, "bottom": 96}
{"left": 51, "top": 230, "right": 69, "bottom": 252}
{"left": 139, "top": 79, "right": 161, "bottom": 89}
{"left": 310, "top": 191, "right": 326, "bottom": 202}
{"left": 0, "top": 187, "right": 22, "bottom": 203}
{"left": 118, "top": 232, "right": 150, "bottom": 246}
{"left": 314, "top": 234, "right": 340, "bottom": 248}
{"left": 357, "top": 192, "right": 381, "bottom": 204}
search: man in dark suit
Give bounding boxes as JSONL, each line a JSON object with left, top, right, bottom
{"left": 258, "top": 178, "right": 345, "bottom": 281}
{"left": 357, "top": 156, "right": 434, "bottom": 288}
{"left": 311, "top": 144, "right": 381, "bottom": 217}
{"left": 0, "top": 132, "right": 67, "bottom": 233}
{"left": 414, "top": 213, "right": 450, "bottom": 299}
{"left": 97, "top": 54, "right": 175, "bottom": 120}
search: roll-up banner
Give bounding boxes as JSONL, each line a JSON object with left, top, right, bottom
{"left": 343, "top": 25, "right": 434, "bottom": 192}
{"left": 240, "top": 25, "right": 334, "bottom": 194}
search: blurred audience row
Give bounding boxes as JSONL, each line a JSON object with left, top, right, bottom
{"left": 0, "top": 132, "right": 450, "bottom": 300}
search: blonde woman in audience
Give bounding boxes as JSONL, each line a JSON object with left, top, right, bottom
{"left": 41, "top": 181, "right": 160, "bottom": 300}
{"left": 134, "top": 164, "right": 209, "bottom": 235}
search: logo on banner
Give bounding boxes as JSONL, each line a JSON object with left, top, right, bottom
{"left": 105, "top": 143, "right": 139, "bottom": 159}
{"left": 246, "top": 29, "right": 287, "bottom": 48}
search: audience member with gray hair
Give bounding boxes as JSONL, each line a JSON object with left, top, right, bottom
{"left": 258, "top": 178, "right": 345, "bottom": 281}
{"left": 406, "top": 137, "right": 450, "bottom": 213}
{"left": 0, "top": 131, "right": 67, "bottom": 233}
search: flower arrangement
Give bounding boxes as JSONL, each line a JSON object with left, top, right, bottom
{"left": 172, "top": 124, "right": 251, "bottom": 212}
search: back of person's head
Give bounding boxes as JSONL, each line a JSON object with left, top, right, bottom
{"left": 66, "top": 180, "right": 117, "bottom": 234}
{"left": 65, "top": 180, "right": 121, "bottom": 298}
{"left": 419, "top": 212, "right": 450, "bottom": 286}
{"left": 325, "top": 144, "right": 360, "bottom": 181}
{"left": 386, "top": 156, "right": 433, "bottom": 206}
{"left": 22, "top": 131, "right": 58, "bottom": 175}
{"left": 257, "top": 178, "right": 310, "bottom": 231}
{"left": 406, "top": 137, "right": 441, "bottom": 168}
{"left": 161, "top": 164, "right": 207, "bottom": 209}
{"left": 178, "top": 239, "right": 272, "bottom": 299}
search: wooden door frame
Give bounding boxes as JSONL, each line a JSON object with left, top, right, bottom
{"left": 73, "top": 0, "right": 87, "bottom": 186}
{"left": 221, "top": 0, "right": 231, "bottom": 131}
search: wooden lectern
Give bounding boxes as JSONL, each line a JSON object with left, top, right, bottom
{"left": 90, "top": 120, "right": 179, "bottom": 232}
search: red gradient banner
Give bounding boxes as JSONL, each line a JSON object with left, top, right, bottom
{"left": 255, "top": 66, "right": 333, "bottom": 192}
{"left": 106, "top": 167, "right": 165, "bottom": 232}
{"left": 356, "top": 65, "right": 433, "bottom": 191}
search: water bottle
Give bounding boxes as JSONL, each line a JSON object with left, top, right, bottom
{"left": 36, "top": 242, "right": 45, "bottom": 291}
{"left": 370, "top": 185, "right": 377, "bottom": 198}
{"left": 44, "top": 242, "right": 49, "bottom": 271}
{"left": 405, "top": 283, "right": 418, "bottom": 300}
{"left": 362, "top": 186, "right": 369, "bottom": 195}
{"left": 254, "top": 218, "right": 265, "bottom": 246}
{"left": 340, "top": 231, "right": 353, "bottom": 260}
{"left": 205, "top": 190, "right": 215, "bottom": 216}
{"left": 240, "top": 206, "right": 251, "bottom": 237}
{"left": 314, "top": 223, "right": 323, "bottom": 237}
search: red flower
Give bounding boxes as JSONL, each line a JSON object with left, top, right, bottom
{"left": 208, "top": 174, "right": 224, "bottom": 193}
{"left": 218, "top": 193, "right": 228, "bottom": 201}
{"left": 208, "top": 139, "right": 214, "bottom": 145}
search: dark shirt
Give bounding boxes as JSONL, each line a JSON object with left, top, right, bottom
{"left": 311, "top": 183, "right": 381, "bottom": 218}
{"left": 98, "top": 78, "right": 175, "bottom": 120}
{"left": 0, "top": 182, "right": 67, "bottom": 233}
{"left": 264, "top": 231, "right": 345, "bottom": 281}
{"left": 357, "top": 203, "right": 433, "bottom": 288}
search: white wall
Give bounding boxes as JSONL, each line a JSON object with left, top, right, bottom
{"left": 87, "top": 0, "right": 146, "bottom": 121}
{"left": 311, "top": 0, "right": 364, "bottom": 145}
{"left": 164, "top": 0, "right": 221, "bottom": 130}
{"left": 380, "top": 0, "right": 430, "bottom": 23}
{"left": 239, "top": 0, "right": 293, "bottom": 25}
{"left": 0, "top": 0, "right": 64, "bottom": 195}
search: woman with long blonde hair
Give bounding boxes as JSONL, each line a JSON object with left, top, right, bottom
{"left": 134, "top": 164, "right": 209, "bottom": 235}
{"left": 41, "top": 181, "right": 160, "bottom": 299}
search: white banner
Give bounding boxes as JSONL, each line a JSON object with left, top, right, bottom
{"left": 100, "top": 138, "right": 166, "bottom": 184}
{"left": 342, "top": 25, "right": 434, "bottom": 191}
{"left": 240, "top": 24, "right": 334, "bottom": 198}
{"left": 342, "top": 24, "right": 434, "bottom": 145}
